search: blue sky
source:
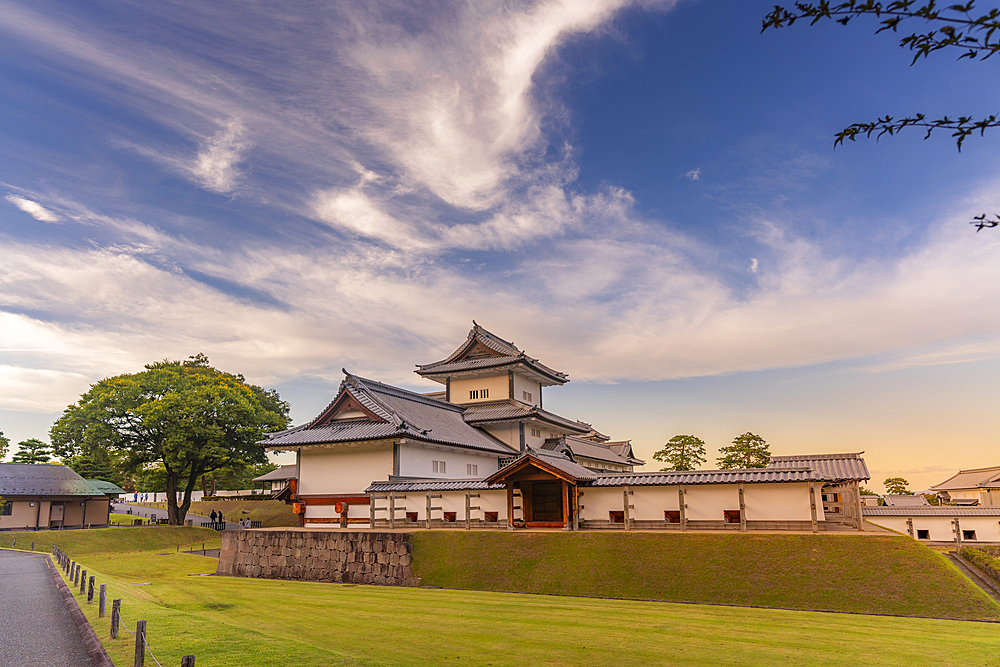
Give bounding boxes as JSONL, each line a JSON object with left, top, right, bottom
{"left": 1, "top": 0, "right": 998, "bottom": 491}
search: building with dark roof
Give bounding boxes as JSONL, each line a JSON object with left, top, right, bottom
{"left": 929, "top": 465, "right": 1000, "bottom": 506}
{"left": 265, "top": 323, "right": 870, "bottom": 532}
{"left": 0, "top": 463, "right": 124, "bottom": 531}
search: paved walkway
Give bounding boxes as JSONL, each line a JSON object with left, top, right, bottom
{"left": 0, "top": 550, "right": 92, "bottom": 667}
{"left": 114, "top": 503, "right": 239, "bottom": 530}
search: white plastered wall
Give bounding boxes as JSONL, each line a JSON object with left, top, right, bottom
{"left": 397, "top": 443, "right": 500, "bottom": 479}
{"left": 866, "top": 514, "right": 1000, "bottom": 542}
{"left": 512, "top": 374, "right": 541, "bottom": 407}
{"left": 481, "top": 424, "right": 519, "bottom": 450}
{"left": 450, "top": 375, "right": 510, "bottom": 404}
{"left": 743, "top": 483, "right": 813, "bottom": 521}
{"left": 298, "top": 443, "right": 393, "bottom": 496}
{"left": 364, "top": 488, "right": 508, "bottom": 522}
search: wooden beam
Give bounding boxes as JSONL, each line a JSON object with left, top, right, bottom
{"left": 572, "top": 485, "right": 580, "bottom": 531}
{"left": 738, "top": 482, "right": 746, "bottom": 533}
{"left": 562, "top": 481, "right": 569, "bottom": 530}
{"left": 426, "top": 493, "right": 432, "bottom": 530}
{"left": 854, "top": 480, "right": 864, "bottom": 531}
{"left": 389, "top": 491, "right": 396, "bottom": 530}
{"left": 623, "top": 485, "right": 631, "bottom": 532}
{"left": 507, "top": 486, "right": 515, "bottom": 531}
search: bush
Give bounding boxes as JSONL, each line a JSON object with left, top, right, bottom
{"left": 960, "top": 547, "right": 1000, "bottom": 583}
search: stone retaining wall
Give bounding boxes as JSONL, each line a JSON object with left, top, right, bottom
{"left": 216, "top": 530, "right": 417, "bottom": 585}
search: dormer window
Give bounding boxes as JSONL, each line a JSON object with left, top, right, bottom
{"left": 523, "top": 391, "right": 532, "bottom": 402}
{"left": 469, "top": 389, "right": 489, "bottom": 400}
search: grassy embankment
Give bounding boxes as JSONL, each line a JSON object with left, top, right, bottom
{"left": 48, "top": 542, "right": 1000, "bottom": 667}
{"left": 411, "top": 532, "right": 1000, "bottom": 620}
{"left": 0, "top": 525, "right": 220, "bottom": 555}
{"left": 130, "top": 499, "right": 296, "bottom": 527}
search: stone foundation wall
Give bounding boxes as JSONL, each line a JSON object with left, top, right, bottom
{"left": 216, "top": 530, "right": 417, "bottom": 585}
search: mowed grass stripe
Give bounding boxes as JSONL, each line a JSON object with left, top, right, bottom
{"left": 52, "top": 545, "right": 1000, "bottom": 666}
{"left": 410, "top": 531, "right": 1000, "bottom": 619}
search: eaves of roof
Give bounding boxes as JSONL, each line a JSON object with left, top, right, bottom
{"left": 589, "top": 469, "right": 815, "bottom": 486}
{"left": 863, "top": 506, "right": 1000, "bottom": 516}
{"left": 462, "top": 401, "right": 591, "bottom": 434}
{"left": 367, "top": 479, "right": 505, "bottom": 493}
{"left": 768, "top": 453, "right": 870, "bottom": 481}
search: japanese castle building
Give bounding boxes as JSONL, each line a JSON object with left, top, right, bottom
{"left": 265, "top": 323, "right": 870, "bottom": 532}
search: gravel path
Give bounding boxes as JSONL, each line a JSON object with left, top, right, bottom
{"left": 114, "top": 503, "right": 238, "bottom": 530}
{"left": 0, "top": 550, "right": 92, "bottom": 667}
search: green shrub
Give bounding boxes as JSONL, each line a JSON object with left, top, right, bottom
{"left": 960, "top": 546, "right": 1000, "bottom": 583}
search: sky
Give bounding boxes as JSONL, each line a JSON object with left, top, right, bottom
{"left": 0, "top": 0, "right": 997, "bottom": 493}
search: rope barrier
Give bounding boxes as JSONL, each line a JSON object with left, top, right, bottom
{"left": 142, "top": 631, "right": 165, "bottom": 667}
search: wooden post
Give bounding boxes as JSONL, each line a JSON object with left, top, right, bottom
{"left": 426, "top": 493, "right": 432, "bottom": 530}
{"left": 389, "top": 492, "right": 396, "bottom": 530}
{"left": 954, "top": 518, "right": 962, "bottom": 549}
{"left": 465, "top": 490, "right": 471, "bottom": 530}
{"left": 572, "top": 487, "right": 580, "bottom": 531}
{"left": 563, "top": 481, "right": 570, "bottom": 531}
{"left": 134, "top": 620, "right": 146, "bottom": 667}
{"left": 738, "top": 482, "right": 747, "bottom": 533}
{"left": 111, "top": 599, "right": 121, "bottom": 638}
{"left": 99, "top": 584, "right": 107, "bottom": 617}
{"left": 88, "top": 576, "right": 95, "bottom": 603}
{"left": 181, "top": 656, "right": 196, "bottom": 667}
{"left": 80, "top": 569, "right": 87, "bottom": 593}
{"left": 678, "top": 486, "right": 687, "bottom": 531}
{"left": 906, "top": 518, "right": 914, "bottom": 538}
{"left": 622, "top": 486, "right": 631, "bottom": 532}
{"left": 31, "top": 541, "right": 35, "bottom": 551}
{"left": 854, "top": 480, "right": 864, "bottom": 531}
{"left": 808, "top": 481, "right": 818, "bottom": 533}
{"left": 369, "top": 499, "right": 375, "bottom": 529}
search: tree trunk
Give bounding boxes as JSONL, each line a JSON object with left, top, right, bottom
{"left": 165, "top": 472, "right": 181, "bottom": 525}
{"left": 176, "top": 469, "right": 200, "bottom": 524}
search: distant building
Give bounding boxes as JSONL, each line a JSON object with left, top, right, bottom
{"left": 930, "top": 466, "right": 1000, "bottom": 506}
{"left": 252, "top": 464, "right": 297, "bottom": 493}
{"left": 0, "top": 463, "right": 124, "bottom": 531}
{"left": 883, "top": 494, "right": 930, "bottom": 507}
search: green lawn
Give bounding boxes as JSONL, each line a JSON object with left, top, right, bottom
{"left": 411, "top": 531, "right": 1000, "bottom": 620}
{"left": 131, "top": 499, "right": 296, "bottom": 527}
{"left": 50, "top": 548, "right": 1000, "bottom": 667}
{"left": 0, "top": 525, "right": 221, "bottom": 555}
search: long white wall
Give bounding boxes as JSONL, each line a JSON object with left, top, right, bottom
{"left": 866, "top": 514, "right": 1000, "bottom": 542}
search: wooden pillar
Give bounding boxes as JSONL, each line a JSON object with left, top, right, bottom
{"left": 678, "top": 486, "right": 687, "bottom": 531}
{"left": 426, "top": 493, "right": 432, "bottom": 530}
{"left": 369, "top": 498, "right": 375, "bottom": 529}
{"left": 465, "top": 490, "right": 471, "bottom": 530}
{"left": 854, "top": 480, "right": 864, "bottom": 531}
{"left": 738, "top": 482, "right": 746, "bottom": 533}
{"left": 808, "top": 481, "right": 818, "bottom": 533}
{"left": 572, "top": 486, "right": 580, "bottom": 531}
{"left": 81, "top": 501, "right": 87, "bottom": 529}
{"left": 562, "top": 481, "right": 570, "bottom": 531}
{"left": 623, "top": 485, "right": 631, "bottom": 531}
{"left": 954, "top": 518, "right": 962, "bottom": 549}
{"left": 506, "top": 486, "right": 514, "bottom": 531}
{"left": 906, "top": 517, "right": 914, "bottom": 538}
{"left": 389, "top": 492, "right": 396, "bottom": 530}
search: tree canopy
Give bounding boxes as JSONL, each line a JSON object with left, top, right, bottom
{"left": 716, "top": 432, "right": 771, "bottom": 469}
{"left": 10, "top": 438, "right": 52, "bottom": 464}
{"left": 0, "top": 429, "right": 8, "bottom": 461}
{"left": 763, "top": 0, "right": 1000, "bottom": 231}
{"left": 653, "top": 435, "right": 707, "bottom": 471}
{"left": 50, "top": 354, "right": 290, "bottom": 524}
{"left": 884, "top": 476, "right": 913, "bottom": 494}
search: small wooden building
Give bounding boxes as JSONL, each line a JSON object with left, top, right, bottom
{"left": 0, "top": 463, "right": 123, "bottom": 531}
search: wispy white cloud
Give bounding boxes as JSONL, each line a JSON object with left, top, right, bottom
{"left": 684, "top": 168, "right": 701, "bottom": 181}
{"left": 749, "top": 257, "right": 759, "bottom": 273}
{"left": 189, "top": 117, "right": 253, "bottom": 194}
{"left": 5, "top": 195, "right": 59, "bottom": 222}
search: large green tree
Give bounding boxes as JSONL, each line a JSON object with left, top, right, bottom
{"left": 10, "top": 438, "right": 52, "bottom": 464}
{"left": 50, "top": 354, "right": 290, "bottom": 524}
{"left": 716, "top": 432, "right": 771, "bottom": 469}
{"left": 653, "top": 435, "right": 707, "bottom": 471}
{"left": 763, "top": 0, "right": 1000, "bottom": 231}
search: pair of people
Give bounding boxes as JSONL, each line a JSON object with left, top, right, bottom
{"left": 238, "top": 518, "right": 253, "bottom": 529}
{"left": 210, "top": 509, "right": 225, "bottom": 523}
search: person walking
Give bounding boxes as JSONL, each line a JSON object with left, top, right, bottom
{"left": 210, "top": 510, "right": 218, "bottom": 523}
{"left": 217, "top": 510, "right": 224, "bottom": 524}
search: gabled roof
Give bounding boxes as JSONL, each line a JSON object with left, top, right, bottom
{"left": 415, "top": 322, "right": 568, "bottom": 386}
{"left": 930, "top": 465, "right": 1000, "bottom": 491}
{"left": 0, "top": 464, "right": 119, "bottom": 497}
{"left": 484, "top": 448, "right": 598, "bottom": 484}
{"left": 606, "top": 440, "right": 645, "bottom": 466}
{"left": 767, "top": 453, "right": 869, "bottom": 482}
{"left": 264, "top": 373, "right": 516, "bottom": 455}
{"left": 252, "top": 464, "right": 297, "bottom": 483}
{"left": 883, "top": 494, "right": 930, "bottom": 507}
{"left": 462, "top": 400, "right": 592, "bottom": 434}
{"left": 544, "top": 436, "right": 640, "bottom": 468}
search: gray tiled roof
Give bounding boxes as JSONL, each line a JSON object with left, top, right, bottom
{"left": 264, "top": 373, "right": 516, "bottom": 455}
{"left": 883, "top": 494, "right": 931, "bottom": 507}
{"left": 416, "top": 323, "right": 568, "bottom": 383}
{"left": 590, "top": 468, "right": 815, "bottom": 486}
{"left": 367, "top": 479, "right": 504, "bottom": 493}
{"left": 930, "top": 466, "right": 1000, "bottom": 491}
{"left": 768, "top": 453, "right": 870, "bottom": 481}
{"left": 0, "top": 464, "right": 117, "bottom": 497}
{"left": 251, "top": 465, "right": 297, "bottom": 482}
{"left": 606, "top": 440, "right": 644, "bottom": 465}
{"left": 548, "top": 436, "right": 632, "bottom": 467}
{"left": 863, "top": 506, "right": 1000, "bottom": 516}
{"left": 462, "top": 401, "right": 591, "bottom": 434}
{"left": 533, "top": 450, "right": 599, "bottom": 482}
